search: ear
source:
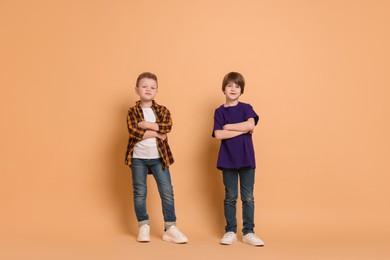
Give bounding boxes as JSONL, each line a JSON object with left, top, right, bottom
{"left": 135, "top": 86, "right": 139, "bottom": 95}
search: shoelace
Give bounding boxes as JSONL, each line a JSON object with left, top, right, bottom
{"left": 139, "top": 226, "right": 149, "bottom": 235}
{"left": 223, "top": 232, "right": 236, "bottom": 238}
{"left": 169, "top": 227, "right": 184, "bottom": 238}
{"left": 245, "top": 233, "right": 260, "bottom": 241}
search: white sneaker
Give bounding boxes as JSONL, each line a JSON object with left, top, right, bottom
{"left": 220, "top": 232, "right": 237, "bottom": 245}
{"left": 137, "top": 224, "right": 150, "bottom": 242}
{"left": 162, "top": 226, "right": 188, "bottom": 244}
{"left": 242, "top": 233, "right": 264, "bottom": 246}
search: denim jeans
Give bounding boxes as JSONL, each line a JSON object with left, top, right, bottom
{"left": 222, "top": 167, "right": 255, "bottom": 235}
{"left": 131, "top": 158, "right": 176, "bottom": 226}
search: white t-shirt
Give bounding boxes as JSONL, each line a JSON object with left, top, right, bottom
{"left": 132, "top": 108, "right": 161, "bottom": 159}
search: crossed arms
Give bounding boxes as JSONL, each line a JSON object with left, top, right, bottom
{"left": 127, "top": 108, "right": 172, "bottom": 141}
{"left": 214, "top": 118, "right": 255, "bottom": 140}
{"left": 138, "top": 121, "right": 167, "bottom": 140}
{"left": 129, "top": 110, "right": 255, "bottom": 141}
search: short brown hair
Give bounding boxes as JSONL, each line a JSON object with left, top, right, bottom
{"left": 136, "top": 72, "right": 158, "bottom": 87}
{"left": 222, "top": 72, "right": 245, "bottom": 94}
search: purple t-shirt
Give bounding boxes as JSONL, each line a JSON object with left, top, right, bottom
{"left": 212, "top": 102, "right": 259, "bottom": 170}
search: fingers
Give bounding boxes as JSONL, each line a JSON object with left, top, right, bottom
{"left": 157, "top": 133, "right": 167, "bottom": 140}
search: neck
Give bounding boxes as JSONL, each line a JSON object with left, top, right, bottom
{"left": 224, "top": 99, "right": 239, "bottom": 107}
{"left": 139, "top": 100, "right": 153, "bottom": 108}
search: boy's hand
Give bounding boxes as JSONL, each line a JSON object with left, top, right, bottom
{"left": 156, "top": 133, "right": 167, "bottom": 140}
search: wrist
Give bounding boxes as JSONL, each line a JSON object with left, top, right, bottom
{"left": 138, "top": 121, "right": 146, "bottom": 129}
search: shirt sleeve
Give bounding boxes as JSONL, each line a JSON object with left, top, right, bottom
{"left": 212, "top": 109, "right": 224, "bottom": 137}
{"left": 245, "top": 104, "right": 259, "bottom": 125}
{"left": 156, "top": 106, "right": 173, "bottom": 134}
{"left": 127, "top": 109, "right": 146, "bottom": 141}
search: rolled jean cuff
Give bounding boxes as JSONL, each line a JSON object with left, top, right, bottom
{"left": 164, "top": 221, "right": 176, "bottom": 230}
{"left": 138, "top": 220, "right": 150, "bottom": 227}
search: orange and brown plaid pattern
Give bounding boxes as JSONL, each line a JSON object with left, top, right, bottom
{"left": 125, "top": 100, "right": 174, "bottom": 170}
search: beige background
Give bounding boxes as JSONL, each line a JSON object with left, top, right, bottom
{"left": 1, "top": 0, "right": 389, "bottom": 259}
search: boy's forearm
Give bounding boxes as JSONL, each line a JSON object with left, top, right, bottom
{"left": 142, "top": 130, "right": 158, "bottom": 140}
{"left": 214, "top": 130, "right": 245, "bottom": 140}
{"left": 138, "top": 121, "right": 159, "bottom": 131}
{"left": 142, "top": 130, "right": 167, "bottom": 140}
{"left": 223, "top": 118, "right": 255, "bottom": 132}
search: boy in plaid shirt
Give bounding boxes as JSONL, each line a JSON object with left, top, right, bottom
{"left": 125, "top": 72, "right": 188, "bottom": 244}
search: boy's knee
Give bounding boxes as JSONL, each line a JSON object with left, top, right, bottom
{"left": 241, "top": 196, "right": 254, "bottom": 204}
{"left": 224, "top": 195, "right": 238, "bottom": 204}
{"left": 133, "top": 188, "right": 147, "bottom": 198}
{"left": 159, "top": 187, "right": 174, "bottom": 201}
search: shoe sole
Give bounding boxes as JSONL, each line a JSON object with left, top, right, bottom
{"left": 137, "top": 238, "right": 150, "bottom": 243}
{"left": 162, "top": 235, "right": 188, "bottom": 244}
{"left": 220, "top": 238, "right": 237, "bottom": 245}
{"left": 242, "top": 240, "right": 264, "bottom": 246}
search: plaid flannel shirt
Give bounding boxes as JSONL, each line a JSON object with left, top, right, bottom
{"left": 125, "top": 100, "right": 174, "bottom": 170}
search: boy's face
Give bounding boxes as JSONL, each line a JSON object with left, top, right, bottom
{"left": 224, "top": 81, "right": 241, "bottom": 101}
{"left": 135, "top": 78, "right": 158, "bottom": 102}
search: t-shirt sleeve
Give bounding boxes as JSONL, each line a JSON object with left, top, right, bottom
{"left": 245, "top": 104, "right": 259, "bottom": 125}
{"left": 212, "top": 109, "right": 224, "bottom": 137}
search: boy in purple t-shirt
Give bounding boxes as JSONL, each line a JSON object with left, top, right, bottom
{"left": 212, "top": 72, "right": 264, "bottom": 246}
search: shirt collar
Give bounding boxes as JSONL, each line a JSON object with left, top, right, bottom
{"left": 136, "top": 100, "right": 157, "bottom": 109}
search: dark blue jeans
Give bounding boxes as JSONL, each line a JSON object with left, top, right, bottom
{"left": 131, "top": 158, "right": 176, "bottom": 225}
{"left": 222, "top": 167, "right": 255, "bottom": 235}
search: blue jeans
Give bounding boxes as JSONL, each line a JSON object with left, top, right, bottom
{"left": 222, "top": 167, "right": 255, "bottom": 235}
{"left": 131, "top": 158, "right": 177, "bottom": 226}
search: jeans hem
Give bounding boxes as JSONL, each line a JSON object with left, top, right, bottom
{"left": 164, "top": 221, "right": 176, "bottom": 230}
{"left": 138, "top": 220, "right": 150, "bottom": 226}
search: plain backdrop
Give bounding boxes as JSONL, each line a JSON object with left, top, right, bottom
{"left": 1, "top": 0, "right": 389, "bottom": 259}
